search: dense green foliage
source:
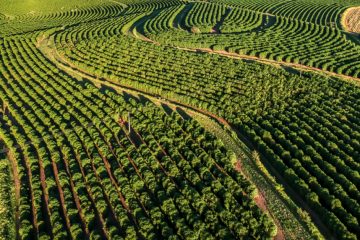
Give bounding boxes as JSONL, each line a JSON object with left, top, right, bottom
{"left": 0, "top": 151, "right": 16, "bottom": 240}
{"left": 0, "top": 3, "right": 125, "bottom": 36}
{"left": 0, "top": 0, "right": 115, "bottom": 16}
{"left": 0, "top": 31, "right": 276, "bottom": 239}
{"left": 139, "top": 1, "right": 360, "bottom": 78}
{"left": 55, "top": 2, "right": 359, "bottom": 238}
{"left": 0, "top": 0, "right": 359, "bottom": 239}
{"left": 209, "top": 0, "right": 360, "bottom": 16}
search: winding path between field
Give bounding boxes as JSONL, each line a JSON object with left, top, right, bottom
{"left": 4, "top": 1, "right": 357, "bottom": 239}
{"left": 36, "top": 28, "right": 337, "bottom": 239}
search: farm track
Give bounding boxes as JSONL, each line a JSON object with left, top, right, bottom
{"left": 37, "top": 32, "right": 332, "bottom": 239}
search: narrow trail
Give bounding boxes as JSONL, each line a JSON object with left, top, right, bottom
{"left": 36, "top": 32, "right": 334, "bottom": 239}
{"left": 254, "top": 190, "right": 285, "bottom": 240}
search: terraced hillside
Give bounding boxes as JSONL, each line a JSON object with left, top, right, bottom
{"left": 0, "top": 0, "right": 359, "bottom": 240}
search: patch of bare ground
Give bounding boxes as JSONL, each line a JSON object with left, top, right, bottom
{"left": 235, "top": 159, "right": 242, "bottom": 172}
{"left": 234, "top": 159, "right": 284, "bottom": 240}
{"left": 254, "top": 192, "right": 285, "bottom": 240}
{"left": 342, "top": 7, "right": 360, "bottom": 34}
{"left": 254, "top": 193, "right": 267, "bottom": 214}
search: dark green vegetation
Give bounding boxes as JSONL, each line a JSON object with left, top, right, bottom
{"left": 0, "top": 149, "right": 16, "bottom": 240}
{"left": 0, "top": 0, "right": 360, "bottom": 240}
{"left": 0, "top": 33, "right": 277, "bottom": 239}
{"left": 0, "top": 0, "right": 114, "bottom": 16}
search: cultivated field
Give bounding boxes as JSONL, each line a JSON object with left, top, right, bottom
{"left": 0, "top": 0, "right": 359, "bottom": 240}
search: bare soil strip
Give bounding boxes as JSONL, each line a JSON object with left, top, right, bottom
{"left": 254, "top": 192, "right": 285, "bottom": 240}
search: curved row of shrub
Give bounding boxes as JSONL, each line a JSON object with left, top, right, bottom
{"left": 124, "top": 0, "right": 182, "bottom": 14}
{"left": 143, "top": 5, "right": 184, "bottom": 35}
{"left": 145, "top": 2, "right": 360, "bottom": 78}
{"left": 208, "top": 0, "right": 360, "bottom": 28}
{"left": 140, "top": 3, "right": 265, "bottom": 35}
{"left": 207, "top": 0, "right": 286, "bottom": 13}
{"left": 0, "top": 1, "right": 359, "bottom": 239}
{"left": 184, "top": 2, "right": 227, "bottom": 32}
{"left": 0, "top": 3, "right": 125, "bottom": 36}
{"left": 54, "top": 15, "right": 360, "bottom": 238}
{"left": 0, "top": 30, "right": 276, "bottom": 239}
{"left": 220, "top": 7, "right": 263, "bottom": 33}
{"left": 269, "top": 1, "right": 344, "bottom": 27}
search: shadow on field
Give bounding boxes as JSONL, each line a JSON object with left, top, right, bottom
{"left": 176, "top": 107, "right": 191, "bottom": 120}
{"left": 161, "top": 103, "right": 174, "bottom": 115}
{"left": 138, "top": 94, "right": 152, "bottom": 105}
{"left": 100, "top": 84, "right": 117, "bottom": 94}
